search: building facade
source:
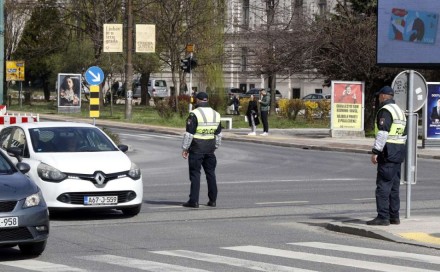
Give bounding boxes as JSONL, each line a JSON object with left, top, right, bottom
{"left": 223, "top": 0, "right": 337, "bottom": 99}
{"left": 151, "top": 0, "right": 337, "bottom": 99}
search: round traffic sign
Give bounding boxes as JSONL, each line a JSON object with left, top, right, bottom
{"left": 85, "top": 66, "right": 104, "bottom": 86}
{"left": 391, "top": 70, "right": 427, "bottom": 112}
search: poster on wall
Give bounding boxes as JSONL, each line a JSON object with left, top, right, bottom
{"left": 331, "top": 81, "right": 364, "bottom": 130}
{"left": 58, "top": 74, "right": 81, "bottom": 107}
{"left": 425, "top": 82, "right": 440, "bottom": 139}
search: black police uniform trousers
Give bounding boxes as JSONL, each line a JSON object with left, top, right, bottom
{"left": 188, "top": 152, "right": 217, "bottom": 204}
{"left": 375, "top": 162, "right": 401, "bottom": 220}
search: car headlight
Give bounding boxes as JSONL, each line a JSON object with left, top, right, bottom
{"left": 23, "top": 191, "right": 43, "bottom": 208}
{"left": 37, "top": 162, "right": 67, "bottom": 182}
{"left": 127, "top": 162, "right": 141, "bottom": 180}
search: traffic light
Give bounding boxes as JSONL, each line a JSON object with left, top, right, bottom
{"left": 180, "top": 58, "right": 190, "bottom": 73}
{"left": 180, "top": 57, "right": 198, "bottom": 73}
{"left": 190, "top": 57, "right": 197, "bottom": 70}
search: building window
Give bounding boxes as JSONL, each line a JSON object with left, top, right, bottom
{"left": 315, "top": 88, "right": 323, "bottom": 94}
{"left": 292, "top": 88, "right": 300, "bottom": 99}
{"left": 239, "top": 83, "right": 247, "bottom": 92}
{"left": 242, "top": 0, "right": 249, "bottom": 28}
{"left": 294, "top": 0, "right": 303, "bottom": 13}
{"left": 241, "top": 47, "right": 248, "bottom": 72}
{"left": 318, "top": 0, "right": 327, "bottom": 15}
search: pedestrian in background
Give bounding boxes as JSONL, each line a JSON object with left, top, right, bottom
{"left": 181, "top": 92, "right": 222, "bottom": 208}
{"left": 246, "top": 94, "right": 259, "bottom": 135}
{"left": 232, "top": 94, "right": 240, "bottom": 115}
{"left": 367, "top": 86, "right": 407, "bottom": 226}
{"left": 259, "top": 89, "right": 270, "bottom": 136}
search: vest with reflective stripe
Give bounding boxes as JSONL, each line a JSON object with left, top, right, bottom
{"left": 192, "top": 107, "right": 220, "bottom": 140}
{"left": 375, "top": 103, "right": 406, "bottom": 144}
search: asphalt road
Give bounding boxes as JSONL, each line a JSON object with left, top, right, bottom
{"left": 1, "top": 128, "right": 439, "bottom": 272}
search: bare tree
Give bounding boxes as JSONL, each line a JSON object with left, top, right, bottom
{"left": 4, "top": 0, "right": 32, "bottom": 61}
{"left": 138, "top": 0, "right": 226, "bottom": 111}
{"left": 232, "top": 0, "right": 313, "bottom": 114}
{"left": 306, "top": 1, "right": 400, "bottom": 129}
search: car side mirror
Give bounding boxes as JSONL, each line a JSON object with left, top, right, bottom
{"left": 16, "top": 162, "right": 31, "bottom": 174}
{"left": 7, "top": 147, "right": 23, "bottom": 162}
{"left": 118, "top": 144, "right": 128, "bottom": 153}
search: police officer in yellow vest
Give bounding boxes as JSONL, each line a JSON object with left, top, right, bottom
{"left": 182, "top": 91, "right": 222, "bottom": 208}
{"left": 367, "top": 86, "right": 407, "bottom": 226}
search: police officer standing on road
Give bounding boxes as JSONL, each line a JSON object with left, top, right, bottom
{"left": 367, "top": 86, "right": 407, "bottom": 226}
{"left": 182, "top": 92, "right": 222, "bottom": 208}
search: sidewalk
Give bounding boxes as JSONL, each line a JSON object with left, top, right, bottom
{"left": 15, "top": 112, "right": 440, "bottom": 250}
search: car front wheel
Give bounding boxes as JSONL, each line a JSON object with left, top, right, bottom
{"left": 121, "top": 205, "right": 141, "bottom": 216}
{"left": 19, "top": 240, "right": 47, "bottom": 256}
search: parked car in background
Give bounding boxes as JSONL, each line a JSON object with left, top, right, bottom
{"left": 227, "top": 87, "right": 246, "bottom": 97}
{"left": 240, "top": 88, "right": 282, "bottom": 100}
{"left": 301, "top": 93, "right": 331, "bottom": 118}
{"left": 0, "top": 148, "right": 49, "bottom": 256}
{"left": 0, "top": 122, "right": 143, "bottom": 216}
{"left": 148, "top": 79, "right": 169, "bottom": 98}
{"left": 301, "top": 93, "right": 331, "bottom": 101}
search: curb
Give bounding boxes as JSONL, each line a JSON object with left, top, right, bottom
{"left": 326, "top": 222, "right": 440, "bottom": 250}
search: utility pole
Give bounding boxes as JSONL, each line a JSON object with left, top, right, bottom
{"left": 0, "top": 0, "right": 4, "bottom": 105}
{"left": 124, "top": 0, "right": 133, "bottom": 119}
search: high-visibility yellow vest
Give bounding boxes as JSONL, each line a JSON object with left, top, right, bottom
{"left": 192, "top": 107, "right": 220, "bottom": 140}
{"left": 375, "top": 103, "right": 406, "bottom": 144}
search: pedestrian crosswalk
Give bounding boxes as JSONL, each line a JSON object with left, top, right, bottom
{"left": 1, "top": 242, "right": 439, "bottom": 272}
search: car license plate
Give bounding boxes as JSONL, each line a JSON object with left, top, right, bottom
{"left": 0, "top": 217, "right": 18, "bottom": 228}
{"left": 84, "top": 196, "right": 118, "bottom": 205}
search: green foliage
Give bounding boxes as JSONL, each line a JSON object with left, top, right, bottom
{"left": 317, "top": 100, "right": 331, "bottom": 119}
{"left": 177, "top": 95, "right": 191, "bottom": 117}
{"left": 155, "top": 98, "right": 175, "bottom": 119}
{"left": 207, "top": 93, "right": 223, "bottom": 112}
{"left": 13, "top": 1, "right": 68, "bottom": 99}
{"left": 8, "top": 98, "right": 330, "bottom": 129}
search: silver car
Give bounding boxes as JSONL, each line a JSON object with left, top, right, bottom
{"left": 0, "top": 147, "right": 49, "bottom": 256}
{"left": 302, "top": 93, "right": 331, "bottom": 101}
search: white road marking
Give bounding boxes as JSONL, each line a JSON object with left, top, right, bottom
{"left": 352, "top": 197, "right": 375, "bottom": 201}
{"left": 152, "top": 250, "right": 317, "bottom": 272}
{"left": 78, "top": 254, "right": 208, "bottom": 272}
{"left": 256, "top": 201, "right": 309, "bottom": 205}
{"left": 148, "top": 205, "right": 184, "bottom": 209}
{"left": 225, "top": 245, "right": 439, "bottom": 272}
{"left": 0, "top": 260, "right": 86, "bottom": 272}
{"left": 119, "top": 133, "right": 179, "bottom": 139}
{"left": 291, "top": 242, "right": 440, "bottom": 265}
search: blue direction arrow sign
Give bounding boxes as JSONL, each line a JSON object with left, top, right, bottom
{"left": 85, "top": 66, "right": 104, "bottom": 85}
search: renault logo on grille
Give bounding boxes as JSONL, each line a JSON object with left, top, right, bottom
{"left": 94, "top": 172, "right": 106, "bottom": 185}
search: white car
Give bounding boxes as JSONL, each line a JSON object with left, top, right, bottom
{"left": 0, "top": 122, "right": 143, "bottom": 216}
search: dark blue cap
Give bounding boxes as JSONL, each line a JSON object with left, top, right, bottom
{"left": 196, "top": 92, "right": 208, "bottom": 101}
{"left": 375, "top": 86, "right": 394, "bottom": 96}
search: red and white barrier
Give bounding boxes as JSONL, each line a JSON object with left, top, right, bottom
{"left": 0, "top": 106, "right": 39, "bottom": 128}
{"left": 0, "top": 105, "right": 6, "bottom": 115}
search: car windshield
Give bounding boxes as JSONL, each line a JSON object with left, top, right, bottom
{"left": 29, "top": 127, "right": 118, "bottom": 153}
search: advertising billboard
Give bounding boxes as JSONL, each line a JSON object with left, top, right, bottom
{"left": 425, "top": 83, "right": 440, "bottom": 140}
{"left": 58, "top": 74, "right": 81, "bottom": 108}
{"left": 377, "top": 0, "right": 440, "bottom": 67}
{"left": 331, "top": 81, "right": 365, "bottom": 131}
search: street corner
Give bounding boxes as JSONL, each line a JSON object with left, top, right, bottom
{"left": 325, "top": 217, "right": 440, "bottom": 250}
{"left": 397, "top": 232, "right": 440, "bottom": 248}
{"left": 325, "top": 218, "right": 398, "bottom": 242}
